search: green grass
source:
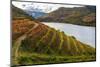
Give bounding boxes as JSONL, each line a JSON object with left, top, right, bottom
{"left": 44, "top": 29, "right": 57, "bottom": 54}
{"left": 65, "top": 35, "right": 71, "bottom": 51}
{"left": 48, "top": 29, "right": 56, "bottom": 46}
{"left": 12, "top": 5, "right": 96, "bottom": 66}
{"left": 36, "top": 28, "right": 51, "bottom": 47}
{"left": 12, "top": 28, "right": 96, "bottom": 65}
{"left": 59, "top": 32, "right": 64, "bottom": 50}
{"left": 15, "top": 52, "right": 95, "bottom": 66}
{"left": 70, "top": 37, "right": 79, "bottom": 54}
{"left": 75, "top": 40, "right": 87, "bottom": 55}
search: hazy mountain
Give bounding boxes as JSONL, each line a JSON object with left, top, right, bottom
{"left": 12, "top": 5, "right": 34, "bottom": 20}
{"left": 25, "top": 10, "right": 46, "bottom": 18}
{"left": 37, "top": 6, "right": 96, "bottom": 26}
{"left": 12, "top": 5, "right": 95, "bottom": 66}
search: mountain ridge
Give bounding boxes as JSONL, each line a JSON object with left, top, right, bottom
{"left": 12, "top": 5, "right": 96, "bottom": 66}
{"left": 37, "top": 6, "right": 96, "bottom": 26}
{"left": 12, "top": 5, "right": 34, "bottom": 20}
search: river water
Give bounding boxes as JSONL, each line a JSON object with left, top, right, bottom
{"left": 43, "top": 22, "right": 95, "bottom": 47}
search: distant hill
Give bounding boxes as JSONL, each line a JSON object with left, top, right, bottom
{"left": 37, "top": 6, "right": 96, "bottom": 27}
{"left": 25, "top": 10, "right": 46, "bottom": 18}
{"left": 12, "top": 5, "right": 95, "bottom": 66}
{"left": 12, "top": 5, "right": 34, "bottom": 20}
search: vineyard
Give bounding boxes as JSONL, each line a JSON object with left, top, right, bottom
{"left": 12, "top": 18, "right": 95, "bottom": 66}
{"left": 12, "top": 5, "right": 95, "bottom": 66}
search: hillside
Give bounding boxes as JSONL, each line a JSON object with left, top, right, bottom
{"left": 37, "top": 6, "right": 96, "bottom": 26}
{"left": 12, "top": 5, "right": 34, "bottom": 20}
{"left": 12, "top": 5, "right": 96, "bottom": 66}
{"left": 25, "top": 9, "right": 46, "bottom": 18}
{"left": 12, "top": 19, "right": 95, "bottom": 66}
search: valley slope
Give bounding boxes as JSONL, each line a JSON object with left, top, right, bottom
{"left": 37, "top": 6, "right": 96, "bottom": 26}
{"left": 12, "top": 5, "right": 96, "bottom": 66}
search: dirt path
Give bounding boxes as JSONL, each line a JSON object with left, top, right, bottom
{"left": 13, "top": 22, "right": 39, "bottom": 60}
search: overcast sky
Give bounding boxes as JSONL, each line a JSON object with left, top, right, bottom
{"left": 12, "top": 0, "right": 96, "bottom": 13}
{"left": 12, "top": 1, "right": 85, "bottom": 13}
{"left": 12, "top": 0, "right": 96, "bottom": 5}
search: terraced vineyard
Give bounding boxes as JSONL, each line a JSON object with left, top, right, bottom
{"left": 12, "top": 18, "right": 95, "bottom": 66}
{"left": 12, "top": 5, "right": 96, "bottom": 66}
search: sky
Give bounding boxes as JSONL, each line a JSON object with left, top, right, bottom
{"left": 12, "top": 0, "right": 96, "bottom": 5}
{"left": 12, "top": 1, "right": 84, "bottom": 13}
{"left": 12, "top": 0, "right": 96, "bottom": 13}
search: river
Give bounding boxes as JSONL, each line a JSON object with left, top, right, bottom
{"left": 43, "top": 22, "right": 95, "bottom": 48}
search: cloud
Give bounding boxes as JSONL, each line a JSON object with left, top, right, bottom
{"left": 12, "top": 1, "right": 83, "bottom": 13}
